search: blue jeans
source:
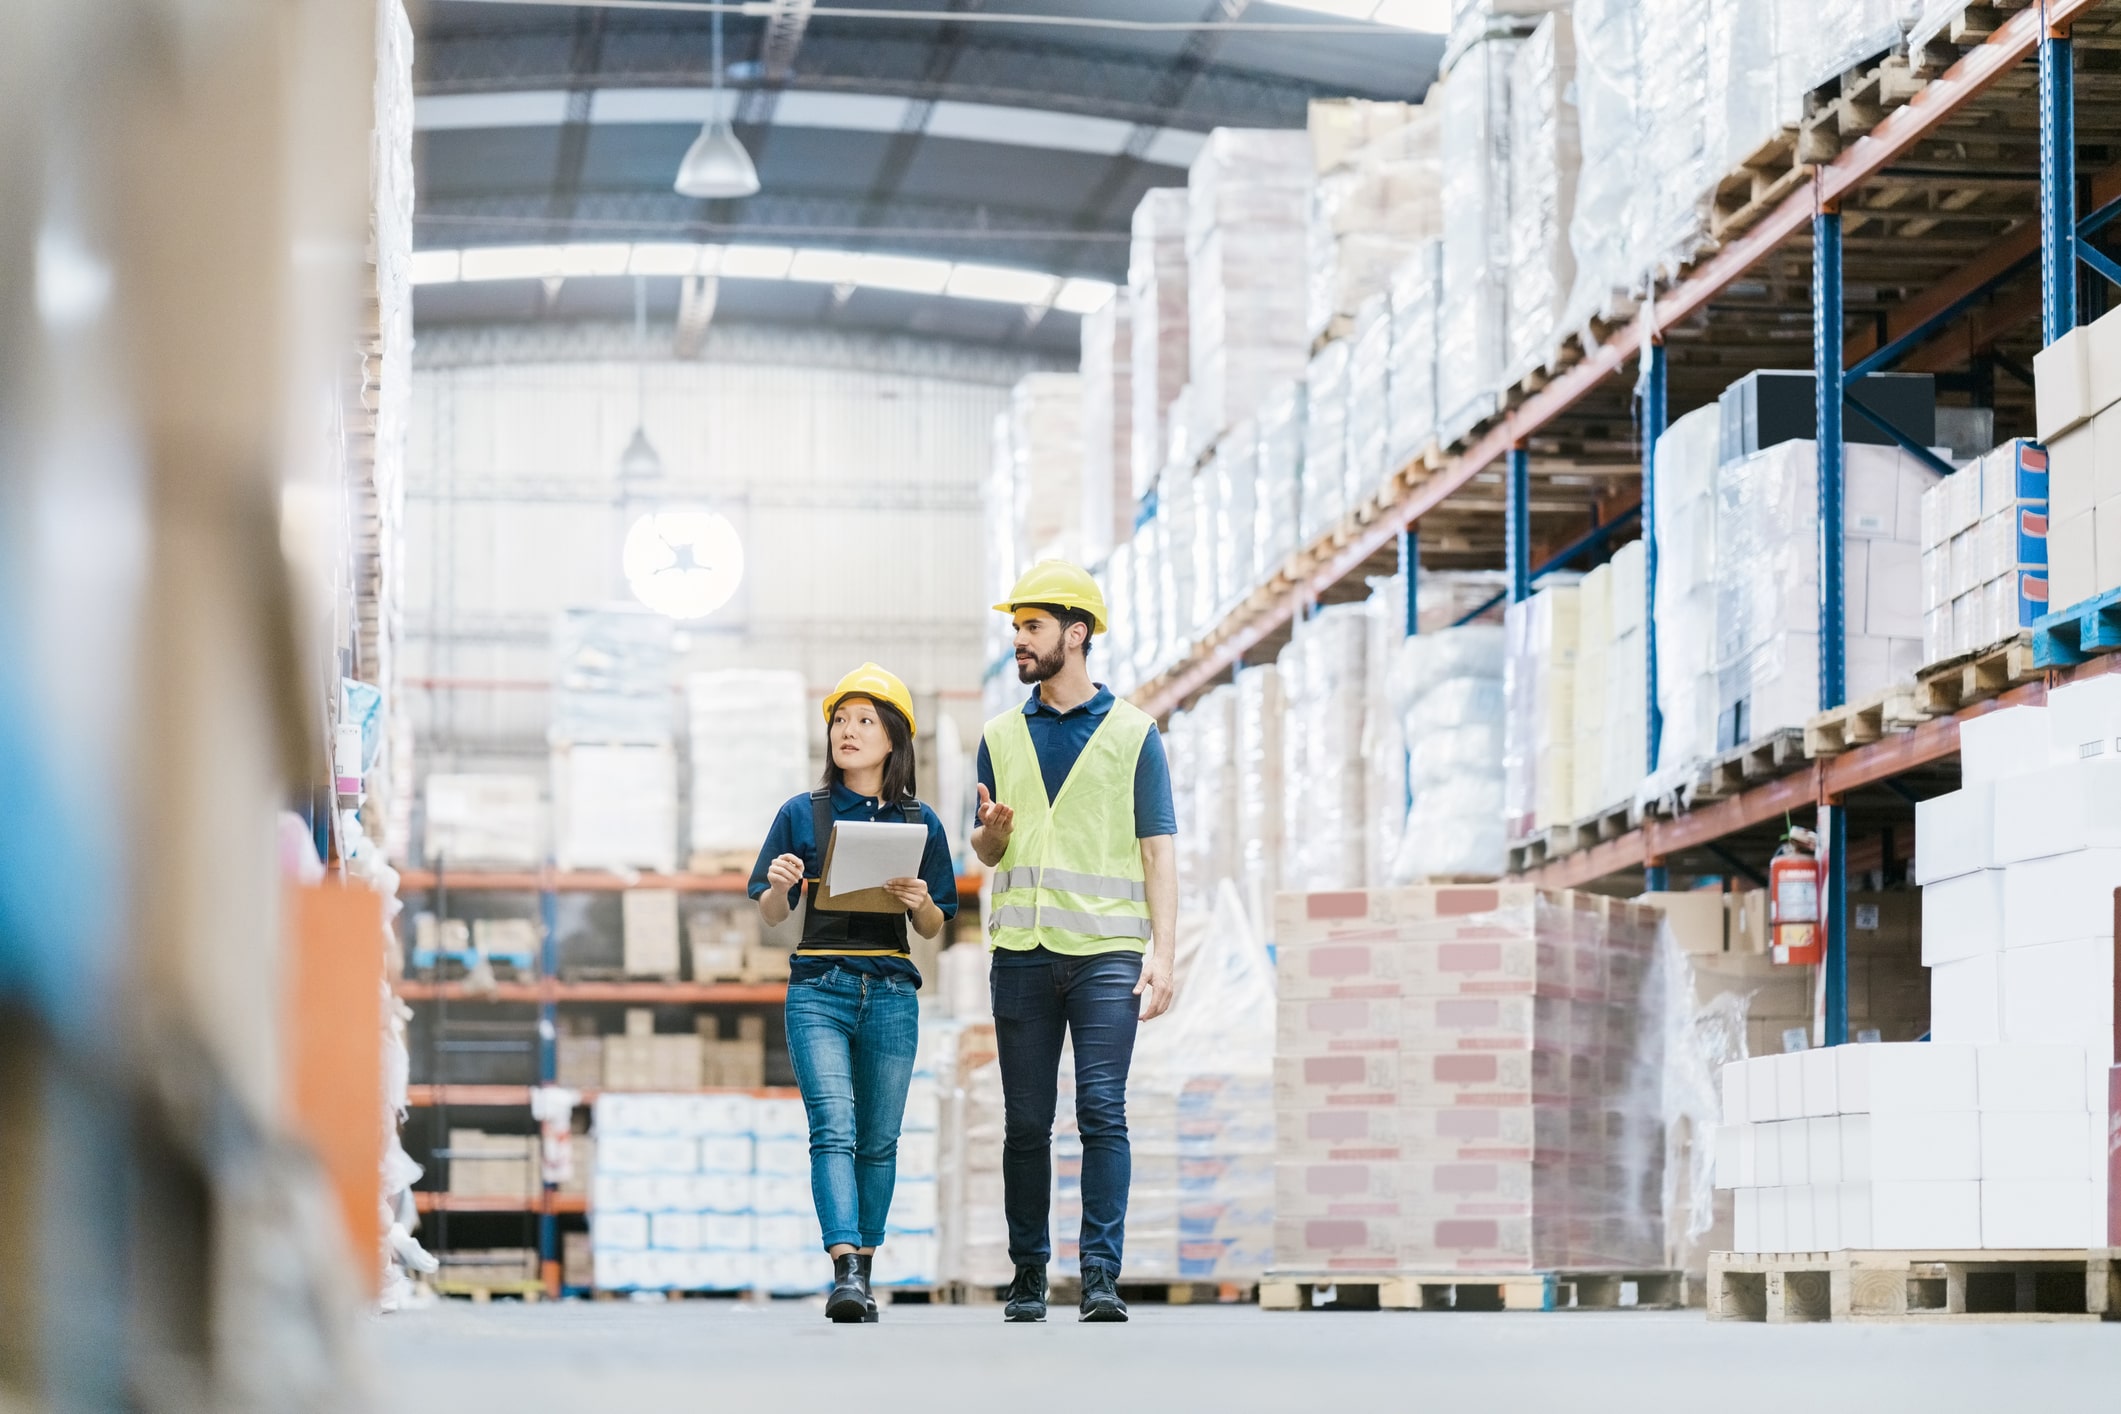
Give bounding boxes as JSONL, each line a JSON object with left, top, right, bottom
{"left": 785, "top": 966, "right": 920, "bottom": 1250}
{"left": 990, "top": 949, "right": 1143, "bottom": 1276}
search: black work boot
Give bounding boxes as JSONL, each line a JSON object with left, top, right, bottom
{"left": 1002, "top": 1262, "right": 1048, "bottom": 1322}
{"left": 853, "top": 1253, "right": 880, "bottom": 1322}
{"left": 1078, "top": 1265, "right": 1128, "bottom": 1323}
{"left": 825, "top": 1253, "right": 868, "bottom": 1323}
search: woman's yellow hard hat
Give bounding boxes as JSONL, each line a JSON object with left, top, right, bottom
{"left": 992, "top": 558, "right": 1109, "bottom": 635}
{"left": 823, "top": 662, "right": 918, "bottom": 736}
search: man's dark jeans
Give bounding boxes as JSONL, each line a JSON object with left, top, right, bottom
{"left": 990, "top": 949, "right": 1143, "bottom": 1276}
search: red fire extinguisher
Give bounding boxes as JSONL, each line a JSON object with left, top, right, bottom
{"left": 1769, "top": 827, "right": 1822, "bottom": 966}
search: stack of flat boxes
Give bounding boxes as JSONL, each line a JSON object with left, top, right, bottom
{"left": 2034, "top": 304, "right": 2121, "bottom": 611}
{"left": 1271, "top": 886, "right": 1664, "bottom": 1275}
{"left": 1918, "top": 440, "right": 2049, "bottom": 665}
{"left": 1712, "top": 1043, "right": 2105, "bottom": 1250}
{"left": 589, "top": 1094, "right": 822, "bottom": 1293}
{"left": 446, "top": 1131, "right": 538, "bottom": 1200}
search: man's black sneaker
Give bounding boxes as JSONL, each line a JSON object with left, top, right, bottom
{"left": 1079, "top": 1265, "right": 1129, "bottom": 1323}
{"left": 1002, "top": 1263, "right": 1048, "bottom": 1322}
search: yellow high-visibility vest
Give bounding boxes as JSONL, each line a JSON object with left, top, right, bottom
{"left": 983, "top": 701, "right": 1155, "bottom": 956}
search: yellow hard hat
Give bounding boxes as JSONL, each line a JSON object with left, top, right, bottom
{"left": 992, "top": 558, "right": 1109, "bottom": 635}
{"left": 823, "top": 662, "right": 918, "bottom": 737}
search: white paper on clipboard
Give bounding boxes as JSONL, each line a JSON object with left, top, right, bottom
{"left": 823, "top": 821, "right": 929, "bottom": 895}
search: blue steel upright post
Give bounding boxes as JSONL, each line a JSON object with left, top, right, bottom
{"left": 1506, "top": 444, "right": 1531, "bottom": 605}
{"left": 2042, "top": 15, "right": 2078, "bottom": 343}
{"left": 1640, "top": 341, "right": 1668, "bottom": 893}
{"left": 1815, "top": 204, "right": 1849, "bottom": 1048}
{"left": 1400, "top": 526, "right": 1420, "bottom": 635}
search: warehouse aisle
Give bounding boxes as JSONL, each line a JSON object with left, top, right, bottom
{"left": 376, "top": 1300, "right": 2115, "bottom": 1412}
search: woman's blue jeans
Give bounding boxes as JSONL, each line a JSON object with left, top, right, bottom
{"left": 784, "top": 966, "right": 920, "bottom": 1250}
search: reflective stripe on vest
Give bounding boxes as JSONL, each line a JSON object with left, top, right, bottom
{"left": 983, "top": 697, "right": 1156, "bottom": 956}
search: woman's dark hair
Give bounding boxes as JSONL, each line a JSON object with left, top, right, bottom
{"left": 821, "top": 695, "right": 919, "bottom": 803}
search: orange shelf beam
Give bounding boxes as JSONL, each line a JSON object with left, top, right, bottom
{"left": 396, "top": 868, "right": 986, "bottom": 895}
{"left": 393, "top": 979, "right": 789, "bottom": 1004}
{"left": 405, "top": 1084, "right": 801, "bottom": 1107}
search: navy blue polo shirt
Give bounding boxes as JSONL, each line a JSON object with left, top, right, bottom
{"left": 749, "top": 782, "right": 959, "bottom": 988}
{"left": 975, "top": 685, "right": 1175, "bottom": 968}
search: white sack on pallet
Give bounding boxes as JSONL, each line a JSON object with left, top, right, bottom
{"left": 1385, "top": 241, "right": 1443, "bottom": 471}
{"left": 1129, "top": 190, "right": 1190, "bottom": 503}
{"left": 1256, "top": 381, "right": 1306, "bottom": 577}
{"left": 1079, "top": 293, "right": 1134, "bottom": 565}
{"left": 1437, "top": 36, "right": 1520, "bottom": 444}
{"left": 1652, "top": 405, "right": 1723, "bottom": 777}
{"left": 1504, "top": 11, "right": 1579, "bottom": 382}
{"left": 1346, "top": 297, "right": 1394, "bottom": 506}
{"left": 687, "top": 670, "right": 808, "bottom": 860}
{"left": 1389, "top": 625, "right": 1507, "bottom": 881}
{"left": 1215, "top": 421, "right": 1260, "bottom": 613}
{"left": 1187, "top": 129, "right": 1314, "bottom": 444}
{"left": 1301, "top": 340, "right": 1352, "bottom": 546}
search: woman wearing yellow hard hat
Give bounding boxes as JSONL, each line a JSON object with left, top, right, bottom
{"left": 749, "top": 662, "right": 957, "bottom": 1322}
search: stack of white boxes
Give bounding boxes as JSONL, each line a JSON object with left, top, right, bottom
{"left": 1280, "top": 605, "right": 1371, "bottom": 891}
{"left": 1213, "top": 421, "right": 1259, "bottom": 613}
{"left": 1187, "top": 129, "right": 1315, "bottom": 447}
{"left": 589, "top": 1094, "right": 779, "bottom": 1292}
{"left": 1918, "top": 440, "right": 2050, "bottom": 665}
{"left": 1650, "top": 406, "right": 1722, "bottom": 775}
{"left": 1304, "top": 98, "right": 1439, "bottom": 347}
{"left": 2034, "top": 305, "right": 2121, "bottom": 612}
{"left": 424, "top": 773, "right": 543, "bottom": 866}
{"left": 1128, "top": 189, "right": 1190, "bottom": 506}
{"left": 870, "top": 1029, "right": 944, "bottom": 1288}
{"left": 685, "top": 670, "right": 808, "bottom": 868}
{"left": 1078, "top": 293, "right": 1134, "bottom": 567}
{"left": 1255, "top": 381, "right": 1307, "bottom": 577}
{"left": 1713, "top": 1043, "right": 2105, "bottom": 1251}
{"left": 1600, "top": 540, "right": 1648, "bottom": 811}
{"left": 1572, "top": 562, "right": 1612, "bottom": 820}
{"left": 1273, "top": 886, "right": 1665, "bottom": 1275}
{"left": 1234, "top": 663, "right": 1286, "bottom": 939}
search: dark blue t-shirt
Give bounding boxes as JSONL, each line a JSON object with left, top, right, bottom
{"left": 748, "top": 783, "right": 959, "bottom": 988}
{"left": 975, "top": 685, "right": 1174, "bottom": 968}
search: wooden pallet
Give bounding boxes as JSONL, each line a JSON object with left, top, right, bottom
{"left": 1261, "top": 1269, "right": 1687, "bottom": 1314}
{"left": 1912, "top": 632, "right": 2040, "bottom": 714}
{"left": 1709, "top": 1249, "right": 2119, "bottom": 1324}
{"left": 1709, "top": 126, "right": 1831, "bottom": 239}
{"left": 1803, "top": 682, "right": 1933, "bottom": 757}
{"left": 433, "top": 1279, "right": 546, "bottom": 1303}
{"left": 2033, "top": 585, "right": 2121, "bottom": 668}
{"left": 1686, "top": 729, "right": 1808, "bottom": 804}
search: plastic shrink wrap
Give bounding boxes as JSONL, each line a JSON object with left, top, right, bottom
{"left": 1256, "top": 381, "right": 1307, "bottom": 576}
{"left": 1501, "top": 582, "right": 1581, "bottom": 840}
{"left": 1273, "top": 888, "right": 1665, "bottom": 1274}
{"left": 1189, "top": 458, "right": 1222, "bottom": 637}
{"left": 1008, "top": 373, "right": 1085, "bottom": 565}
{"left": 1187, "top": 129, "right": 1314, "bottom": 444}
{"left": 1214, "top": 421, "right": 1260, "bottom": 614}
{"left": 938, "top": 1023, "right": 1013, "bottom": 1286}
{"left": 1129, "top": 190, "right": 1190, "bottom": 502}
{"left": 1157, "top": 465, "right": 1198, "bottom": 665}
{"left": 1280, "top": 605, "right": 1370, "bottom": 892}
{"left": 1389, "top": 625, "right": 1506, "bottom": 882}
{"left": 1364, "top": 579, "right": 1410, "bottom": 890}
{"left": 686, "top": 671, "right": 808, "bottom": 860}
{"left": 424, "top": 774, "right": 543, "bottom": 866}
{"left": 1650, "top": 406, "right": 1723, "bottom": 779}
{"left": 1437, "top": 36, "right": 1520, "bottom": 443}
{"left": 1301, "top": 340, "right": 1351, "bottom": 546}
{"left": 1386, "top": 242, "right": 1443, "bottom": 471}
{"left": 1639, "top": 0, "right": 1715, "bottom": 284}
{"left": 1448, "top": 0, "right": 1572, "bottom": 61}
{"left": 1079, "top": 293, "right": 1134, "bottom": 566}
{"left": 1572, "top": 563, "right": 1613, "bottom": 824}
{"left": 1305, "top": 100, "right": 1441, "bottom": 343}
{"left": 1908, "top": 0, "right": 1970, "bottom": 50}
{"left": 1709, "top": 0, "right": 1815, "bottom": 182}
{"left": 1132, "top": 509, "right": 1167, "bottom": 681}
{"left": 552, "top": 608, "right": 674, "bottom": 745}
{"left": 1234, "top": 664, "right": 1286, "bottom": 941}
{"left": 1103, "top": 540, "right": 1137, "bottom": 694}
{"left": 1806, "top": 0, "right": 1916, "bottom": 91}
{"left": 1504, "top": 12, "right": 1579, "bottom": 382}
{"left": 1600, "top": 539, "right": 1650, "bottom": 811}
{"left": 1346, "top": 296, "right": 1394, "bottom": 507}
{"left": 1172, "top": 687, "right": 1239, "bottom": 911}
{"left": 1564, "top": 0, "right": 1649, "bottom": 335}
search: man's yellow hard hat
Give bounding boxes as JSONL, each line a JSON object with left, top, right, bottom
{"left": 992, "top": 558, "right": 1110, "bottom": 635}
{"left": 823, "top": 662, "right": 918, "bottom": 737}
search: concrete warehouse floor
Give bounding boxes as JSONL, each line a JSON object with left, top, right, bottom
{"left": 375, "top": 1298, "right": 2116, "bottom": 1411}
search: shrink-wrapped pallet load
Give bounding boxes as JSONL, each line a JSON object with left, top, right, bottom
{"left": 1346, "top": 296, "right": 1394, "bottom": 508}
{"left": 1129, "top": 191, "right": 1190, "bottom": 503}
{"left": 1363, "top": 579, "right": 1410, "bottom": 892}
{"left": 1079, "top": 293, "right": 1135, "bottom": 565}
{"left": 1301, "top": 341, "right": 1352, "bottom": 546}
{"left": 686, "top": 670, "right": 808, "bottom": 866}
{"left": 1235, "top": 664, "right": 1286, "bottom": 940}
{"left": 1571, "top": 563, "right": 1613, "bottom": 822}
{"left": 1502, "top": 583, "right": 1581, "bottom": 840}
{"left": 1305, "top": 99, "right": 1441, "bottom": 344}
{"left": 1650, "top": 406, "right": 1723, "bottom": 778}
{"left": 1158, "top": 464, "right": 1198, "bottom": 664}
{"left": 1008, "top": 373, "right": 1085, "bottom": 566}
{"left": 1280, "top": 605, "right": 1371, "bottom": 892}
{"left": 1389, "top": 626, "right": 1507, "bottom": 883}
{"left": 1436, "top": 37, "right": 1520, "bottom": 443}
{"left": 1504, "top": 12, "right": 1579, "bottom": 383}
{"left": 1600, "top": 539, "right": 1650, "bottom": 810}
{"left": 1256, "top": 381, "right": 1307, "bottom": 576}
{"left": 1214, "top": 421, "right": 1260, "bottom": 615}
{"left": 1385, "top": 241, "right": 1443, "bottom": 472}
{"left": 1187, "top": 129, "right": 1315, "bottom": 447}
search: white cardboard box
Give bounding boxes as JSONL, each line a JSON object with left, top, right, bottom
{"left": 2000, "top": 936, "right": 2116, "bottom": 1048}
{"left": 1992, "top": 758, "right": 2121, "bottom": 864}
{"left": 2001, "top": 849, "right": 2121, "bottom": 947}
{"left": 1913, "top": 784, "right": 1998, "bottom": 885}
{"left": 1713, "top": 1123, "right": 1756, "bottom": 1189}
{"left": 1773, "top": 1052, "right": 1805, "bottom": 1122}
{"left": 1977, "top": 1044, "right": 2095, "bottom": 1112}
{"left": 1836, "top": 1043, "right": 1979, "bottom": 1113}
{"left": 1841, "top": 1112, "right": 1982, "bottom": 1183}
{"left": 1756, "top": 1186, "right": 1789, "bottom": 1251}
{"left": 1806, "top": 1115, "right": 1843, "bottom": 1184}
{"left": 2051, "top": 509, "right": 2097, "bottom": 613}
{"left": 1801, "top": 1047, "right": 1840, "bottom": 1117}
{"left": 1867, "top": 539, "right": 1924, "bottom": 638}
{"left": 1842, "top": 1180, "right": 1983, "bottom": 1249}
{"left": 1720, "top": 1060, "right": 1749, "bottom": 1126}
{"left": 1980, "top": 1179, "right": 2095, "bottom": 1248}
{"left": 1920, "top": 869, "right": 2006, "bottom": 964}
{"left": 1930, "top": 954, "right": 2003, "bottom": 1045}
{"left": 1778, "top": 1119, "right": 1811, "bottom": 1187}
{"left": 2048, "top": 675, "right": 2121, "bottom": 763}
{"left": 1785, "top": 1184, "right": 1818, "bottom": 1249}
{"left": 1755, "top": 1125, "right": 1784, "bottom": 1187}
{"left": 2036, "top": 324, "right": 2097, "bottom": 444}
{"left": 1956, "top": 706, "right": 2054, "bottom": 786}
{"left": 1979, "top": 1111, "right": 2096, "bottom": 1180}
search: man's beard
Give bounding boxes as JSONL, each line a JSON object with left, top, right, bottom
{"left": 1015, "top": 643, "right": 1064, "bottom": 684}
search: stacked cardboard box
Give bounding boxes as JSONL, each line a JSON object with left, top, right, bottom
{"left": 1128, "top": 190, "right": 1189, "bottom": 505}
{"left": 2034, "top": 307, "right": 2121, "bottom": 610}
{"left": 1254, "top": 381, "right": 1306, "bottom": 583}
{"left": 685, "top": 671, "right": 808, "bottom": 867}
{"left": 1169, "top": 684, "right": 1238, "bottom": 911}
{"left": 1919, "top": 441, "right": 2049, "bottom": 664}
{"left": 602, "top": 1009, "right": 706, "bottom": 1092}
{"left": 1712, "top": 1043, "right": 2105, "bottom": 1250}
{"left": 622, "top": 889, "right": 680, "bottom": 979}
{"left": 591, "top": 1093, "right": 821, "bottom": 1293}
{"left": 1304, "top": 98, "right": 1439, "bottom": 345}
{"left": 695, "top": 1014, "right": 767, "bottom": 1089}
{"left": 1187, "top": 128, "right": 1314, "bottom": 445}
{"left": 1272, "top": 886, "right": 1665, "bottom": 1275}
{"left": 1234, "top": 664, "right": 1286, "bottom": 938}
{"left": 556, "top": 1028, "right": 604, "bottom": 1089}
{"left": 1362, "top": 578, "right": 1410, "bottom": 890}
{"left": 939, "top": 1022, "right": 1012, "bottom": 1286}
{"left": 1079, "top": 293, "right": 1134, "bottom": 566}
{"left": 423, "top": 773, "right": 543, "bottom": 866}
{"left": 447, "top": 1131, "right": 538, "bottom": 1199}
{"left": 1156, "top": 463, "right": 1199, "bottom": 658}
{"left": 1188, "top": 454, "right": 1223, "bottom": 632}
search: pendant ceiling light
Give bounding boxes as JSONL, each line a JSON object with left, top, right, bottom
{"left": 674, "top": 5, "right": 759, "bottom": 200}
{"left": 618, "top": 276, "right": 663, "bottom": 491}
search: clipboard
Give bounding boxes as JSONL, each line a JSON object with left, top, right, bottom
{"left": 813, "top": 825, "right": 918, "bottom": 914}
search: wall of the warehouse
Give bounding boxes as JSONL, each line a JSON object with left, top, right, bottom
{"left": 406, "top": 321, "right": 1062, "bottom": 773}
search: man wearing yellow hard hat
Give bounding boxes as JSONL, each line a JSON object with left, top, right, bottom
{"left": 972, "top": 559, "right": 1176, "bottom": 1324}
{"left": 749, "top": 662, "right": 958, "bottom": 1322}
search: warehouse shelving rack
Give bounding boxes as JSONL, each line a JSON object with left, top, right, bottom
{"left": 398, "top": 864, "right": 981, "bottom": 1294}
{"left": 1131, "top": 1, "right": 2121, "bottom": 1049}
